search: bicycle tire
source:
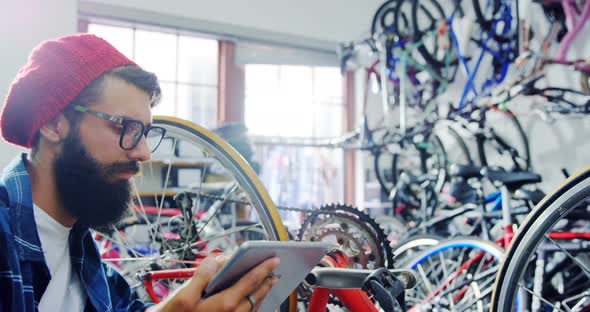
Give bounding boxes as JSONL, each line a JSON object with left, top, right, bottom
{"left": 99, "top": 116, "right": 296, "bottom": 311}
{"left": 370, "top": 0, "right": 402, "bottom": 37}
{"left": 393, "top": 0, "right": 417, "bottom": 39}
{"left": 411, "top": 0, "right": 461, "bottom": 70}
{"left": 472, "top": 0, "right": 501, "bottom": 31}
{"left": 478, "top": 109, "right": 531, "bottom": 171}
{"left": 152, "top": 116, "right": 288, "bottom": 241}
{"left": 374, "top": 131, "right": 448, "bottom": 196}
{"left": 491, "top": 166, "right": 590, "bottom": 311}
{"left": 473, "top": 0, "right": 519, "bottom": 44}
{"left": 391, "top": 234, "right": 442, "bottom": 267}
{"left": 404, "top": 237, "right": 520, "bottom": 311}
{"left": 445, "top": 123, "right": 474, "bottom": 165}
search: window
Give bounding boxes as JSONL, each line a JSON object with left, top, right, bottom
{"left": 86, "top": 22, "right": 219, "bottom": 128}
{"left": 245, "top": 65, "right": 343, "bottom": 137}
{"left": 245, "top": 64, "right": 345, "bottom": 224}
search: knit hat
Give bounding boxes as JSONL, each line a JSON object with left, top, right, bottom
{"left": 0, "top": 33, "right": 136, "bottom": 148}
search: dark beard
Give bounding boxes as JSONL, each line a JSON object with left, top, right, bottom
{"left": 53, "top": 132, "right": 140, "bottom": 231}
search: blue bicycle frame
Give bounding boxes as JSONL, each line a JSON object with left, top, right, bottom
{"left": 446, "top": 1, "right": 516, "bottom": 111}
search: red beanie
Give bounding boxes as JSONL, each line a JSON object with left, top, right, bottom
{"left": 0, "top": 33, "right": 136, "bottom": 148}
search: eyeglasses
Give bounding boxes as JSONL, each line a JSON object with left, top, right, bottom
{"left": 72, "top": 105, "right": 166, "bottom": 153}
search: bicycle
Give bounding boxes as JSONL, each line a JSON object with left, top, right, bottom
{"left": 387, "top": 164, "right": 540, "bottom": 263}
{"left": 399, "top": 166, "right": 544, "bottom": 310}
{"left": 389, "top": 0, "right": 520, "bottom": 111}
{"left": 96, "top": 116, "right": 421, "bottom": 311}
{"left": 491, "top": 166, "right": 590, "bottom": 311}
{"left": 518, "top": 0, "right": 590, "bottom": 94}
{"left": 94, "top": 116, "right": 297, "bottom": 310}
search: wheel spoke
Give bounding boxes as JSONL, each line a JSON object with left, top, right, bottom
{"left": 518, "top": 282, "right": 567, "bottom": 312}
{"left": 545, "top": 235, "right": 590, "bottom": 279}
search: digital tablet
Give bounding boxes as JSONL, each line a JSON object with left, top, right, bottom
{"left": 203, "top": 241, "right": 332, "bottom": 312}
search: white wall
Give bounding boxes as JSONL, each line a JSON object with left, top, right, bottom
{"left": 356, "top": 3, "right": 590, "bottom": 194}
{"left": 0, "top": 0, "right": 78, "bottom": 166}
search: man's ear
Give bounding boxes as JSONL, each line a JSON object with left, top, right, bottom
{"left": 39, "top": 113, "right": 70, "bottom": 144}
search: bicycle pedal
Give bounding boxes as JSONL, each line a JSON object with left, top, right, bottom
{"left": 361, "top": 267, "right": 406, "bottom": 311}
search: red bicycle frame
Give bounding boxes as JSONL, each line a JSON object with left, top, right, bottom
{"left": 307, "top": 251, "right": 379, "bottom": 312}
{"left": 141, "top": 250, "right": 398, "bottom": 311}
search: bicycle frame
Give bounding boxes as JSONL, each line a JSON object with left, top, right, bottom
{"left": 446, "top": 9, "right": 515, "bottom": 111}
{"left": 552, "top": 0, "right": 590, "bottom": 66}
{"left": 522, "top": 0, "right": 590, "bottom": 73}
{"left": 141, "top": 249, "right": 416, "bottom": 310}
{"left": 307, "top": 251, "right": 380, "bottom": 312}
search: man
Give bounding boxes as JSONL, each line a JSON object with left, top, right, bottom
{"left": 0, "top": 33, "right": 278, "bottom": 312}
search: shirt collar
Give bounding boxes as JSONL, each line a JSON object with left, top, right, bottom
{"left": 0, "top": 153, "right": 45, "bottom": 261}
{"left": 1, "top": 154, "right": 112, "bottom": 311}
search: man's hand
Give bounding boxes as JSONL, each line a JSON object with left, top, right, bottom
{"left": 147, "top": 255, "right": 280, "bottom": 312}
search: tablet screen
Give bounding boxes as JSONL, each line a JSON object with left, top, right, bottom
{"left": 204, "top": 241, "right": 332, "bottom": 311}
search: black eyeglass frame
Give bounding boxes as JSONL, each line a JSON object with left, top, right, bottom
{"left": 72, "top": 105, "right": 166, "bottom": 153}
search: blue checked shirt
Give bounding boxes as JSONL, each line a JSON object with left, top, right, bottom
{"left": 0, "top": 154, "right": 149, "bottom": 312}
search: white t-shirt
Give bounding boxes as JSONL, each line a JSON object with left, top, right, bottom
{"left": 33, "top": 204, "right": 87, "bottom": 312}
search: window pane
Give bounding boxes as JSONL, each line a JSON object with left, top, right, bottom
{"left": 87, "top": 24, "right": 134, "bottom": 59}
{"left": 314, "top": 105, "right": 343, "bottom": 137}
{"left": 152, "top": 82, "right": 176, "bottom": 117}
{"left": 314, "top": 67, "right": 342, "bottom": 100}
{"left": 279, "top": 65, "right": 313, "bottom": 106}
{"left": 177, "top": 85, "right": 217, "bottom": 128}
{"left": 135, "top": 30, "right": 177, "bottom": 81}
{"left": 177, "top": 36, "right": 218, "bottom": 85}
{"left": 246, "top": 63, "right": 346, "bottom": 207}
{"left": 245, "top": 65, "right": 280, "bottom": 136}
{"left": 245, "top": 65, "right": 343, "bottom": 138}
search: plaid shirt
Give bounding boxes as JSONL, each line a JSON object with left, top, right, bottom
{"left": 0, "top": 154, "right": 149, "bottom": 312}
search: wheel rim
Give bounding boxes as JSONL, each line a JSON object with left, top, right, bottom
{"left": 404, "top": 239, "right": 507, "bottom": 311}
{"left": 494, "top": 175, "right": 590, "bottom": 311}
{"left": 95, "top": 116, "right": 289, "bottom": 305}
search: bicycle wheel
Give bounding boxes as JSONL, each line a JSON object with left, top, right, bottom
{"left": 434, "top": 121, "right": 474, "bottom": 166}
{"left": 411, "top": 0, "right": 462, "bottom": 70}
{"left": 491, "top": 166, "right": 590, "bottom": 311}
{"left": 95, "top": 116, "right": 295, "bottom": 311}
{"left": 374, "top": 130, "right": 448, "bottom": 196}
{"left": 473, "top": 0, "right": 519, "bottom": 44}
{"left": 478, "top": 108, "right": 530, "bottom": 171}
{"left": 403, "top": 237, "right": 519, "bottom": 311}
{"left": 391, "top": 234, "right": 442, "bottom": 267}
{"left": 371, "top": 0, "right": 403, "bottom": 37}
{"left": 472, "top": 0, "right": 500, "bottom": 30}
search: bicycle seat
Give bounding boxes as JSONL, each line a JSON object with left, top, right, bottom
{"left": 449, "top": 164, "right": 484, "bottom": 180}
{"left": 514, "top": 188, "right": 546, "bottom": 205}
{"left": 484, "top": 169, "right": 542, "bottom": 191}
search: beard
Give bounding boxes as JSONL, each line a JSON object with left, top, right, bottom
{"left": 53, "top": 132, "right": 140, "bottom": 231}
